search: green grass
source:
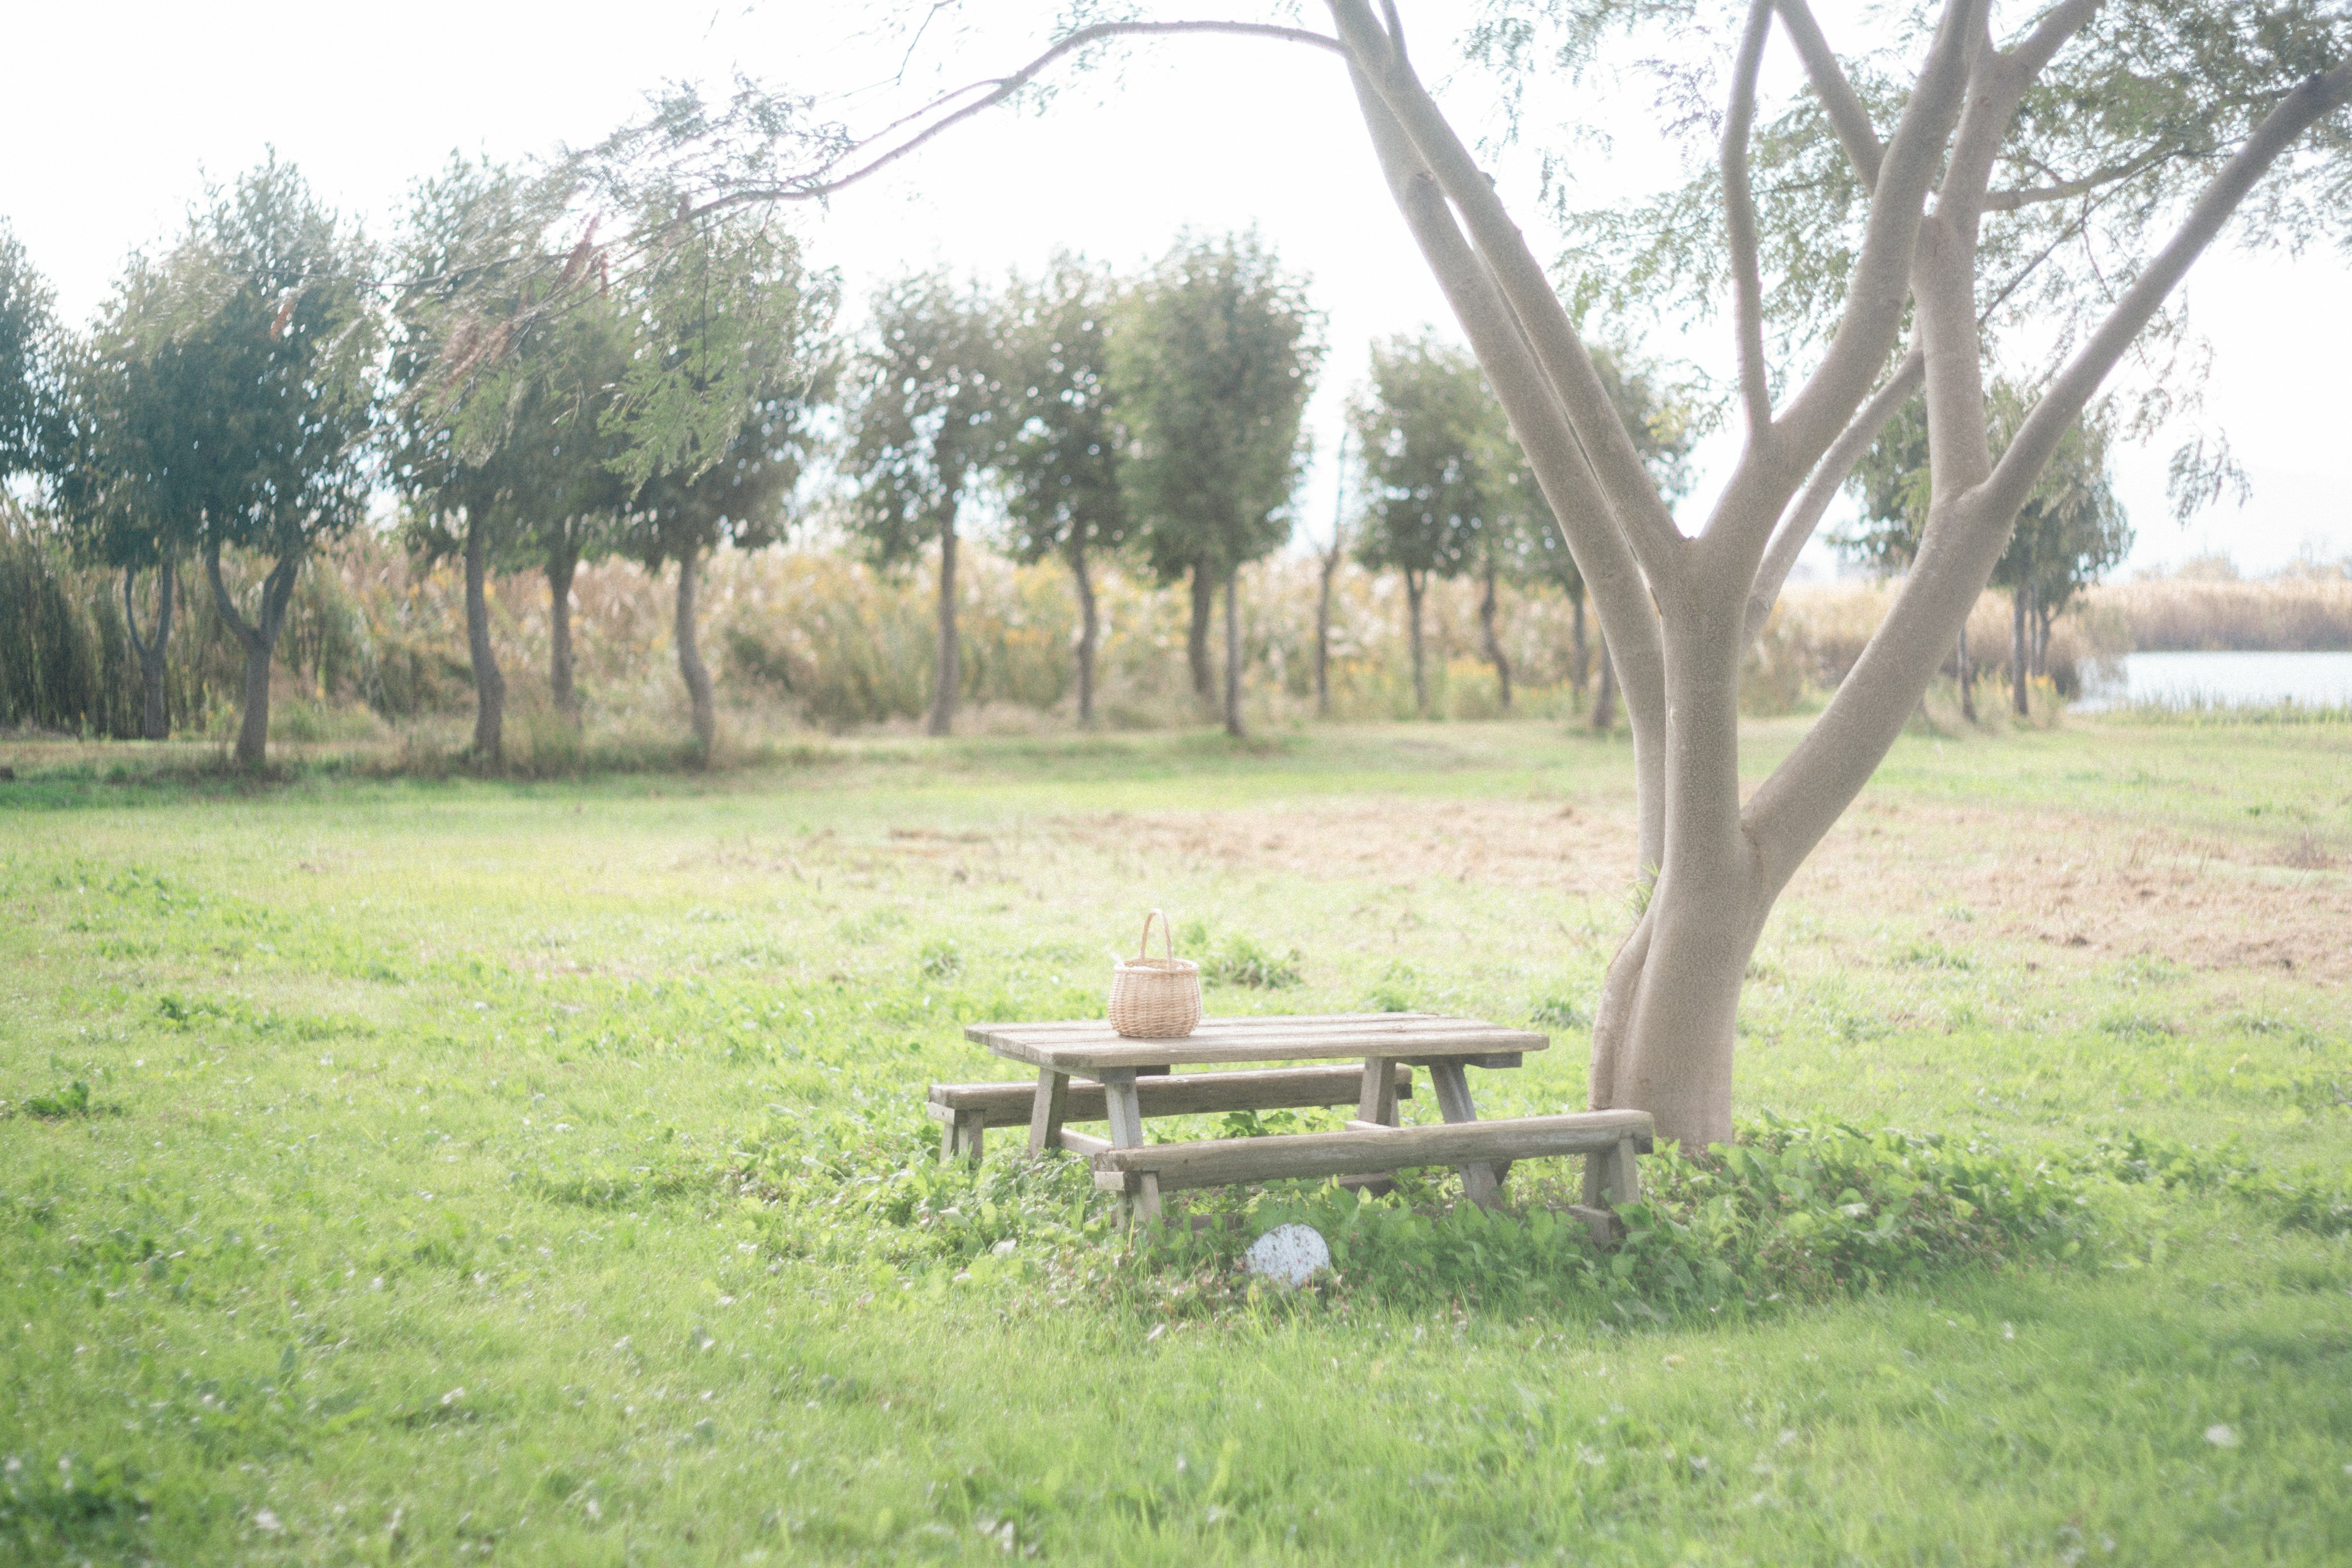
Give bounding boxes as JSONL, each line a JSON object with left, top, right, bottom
{"left": 2, "top": 717, "right": 2349, "bottom": 1564}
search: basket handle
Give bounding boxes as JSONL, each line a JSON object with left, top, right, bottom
{"left": 1136, "top": 908, "right": 1175, "bottom": 963}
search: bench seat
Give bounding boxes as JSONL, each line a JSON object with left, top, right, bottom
{"left": 1088, "top": 1109, "right": 1654, "bottom": 1207}
{"left": 928, "top": 1063, "right": 1414, "bottom": 1163}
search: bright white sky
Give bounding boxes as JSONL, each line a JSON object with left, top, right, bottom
{"left": 6, "top": 1, "right": 2346, "bottom": 575}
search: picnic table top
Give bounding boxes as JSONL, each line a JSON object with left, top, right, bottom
{"left": 965, "top": 1011, "right": 1549, "bottom": 1072}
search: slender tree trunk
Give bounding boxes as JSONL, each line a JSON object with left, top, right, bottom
{"left": 1477, "top": 560, "right": 1512, "bottom": 710}
{"left": 1957, "top": 627, "right": 1977, "bottom": 723}
{"left": 929, "top": 519, "right": 959, "bottom": 736}
{"left": 465, "top": 516, "right": 505, "bottom": 766}
{"left": 1185, "top": 562, "right": 1214, "bottom": 704}
{"left": 205, "top": 545, "right": 301, "bottom": 771}
{"left": 2011, "top": 583, "right": 2030, "bottom": 717}
{"left": 2035, "top": 600, "right": 2055, "bottom": 680}
{"left": 1404, "top": 571, "right": 1428, "bottom": 715}
{"left": 1570, "top": 588, "right": 1589, "bottom": 694}
{"left": 675, "top": 546, "right": 715, "bottom": 759}
{"left": 547, "top": 538, "right": 580, "bottom": 722}
{"left": 1221, "top": 568, "right": 1245, "bottom": 738}
{"left": 123, "top": 560, "right": 175, "bottom": 741}
{"left": 1314, "top": 544, "right": 1340, "bottom": 718}
{"left": 1068, "top": 533, "right": 1098, "bottom": 728}
{"left": 1591, "top": 637, "right": 1616, "bottom": 733}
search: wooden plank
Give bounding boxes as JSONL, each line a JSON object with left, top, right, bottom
{"left": 967, "top": 1017, "right": 1539, "bottom": 1051}
{"left": 1055, "top": 1127, "right": 1112, "bottom": 1157}
{"left": 929, "top": 1063, "right": 1414, "bottom": 1128}
{"left": 1357, "top": 1055, "right": 1399, "bottom": 1126}
{"left": 1025, "top": 1069, "right": 1069, "bottom": 1158}
{"left": 967, "top": 1018, "right": 1547, "bottom": 1071}
{"left": 1097, "top": 1069, "right": 1161, "bottom": 1225}
{"left": 1089, "top": 1110, "right": 1654, "bottom": 1193}
{"left": 986, "top": 1010, "right": 1469, "bottom": 1036}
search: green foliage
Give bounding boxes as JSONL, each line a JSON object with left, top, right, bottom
{"left": 842, "top": 270, "right": 1004, "bottom": 567}
{"left": 19, "top": 1080, "right": 94, "bottom": 1119}
{"left": 0, "top": 220, "right": 56, "bottom": 481}
{"left": 1200, "top": 935, "right": 1304, "bottom": 990}
{"left": 1116, "top": 232, "right": 1323, "bottom": 587}
{"left": 996, "top": 254, "right": 1126, "bottom": 570}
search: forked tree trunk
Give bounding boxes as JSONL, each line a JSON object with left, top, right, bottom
{"left": 1404, "top": 570, "right": 1428, "bottom": 715}
{"left": 547, "top": 540, "right": 580, "bottom": 722}
{"left": 205, "top": 545, "right": 301, "bottom": 771}
{"left": 1221, "top": 569, "right": 1245, "bottom": 738}
{"left": 675, "top": 546, "right": 715, "bottom": 758}
{"left": 465, "top": 517, "right": 505, "bottom": 765}
{"left": 123, "top": 560, "right": 175, "bottom": 741}
{"left": 1477, "top": 560, "right": 1512, "bottom": 710}
{"left": 929, "top": 519, "right": 959, "bottom": 736}
{"left": 2011, "top": 584, "right": 2030, "bottom": 716}
{"left": 1185, "top": 562, "right": 1215, "bottom": 704}
{"left": 1068, "top": 534, "right": 1098, "bottom": 727}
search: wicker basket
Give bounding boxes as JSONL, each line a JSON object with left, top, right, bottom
{"left": 1107, "top": 910, "right": 1203, "bottom": 1039}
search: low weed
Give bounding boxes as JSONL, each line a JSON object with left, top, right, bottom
{"left": 1200, "top": 936, "right": 1303, "bottom": 990}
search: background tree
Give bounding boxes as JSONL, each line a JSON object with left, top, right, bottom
{"left": 1314, "top": 429, "right": 1350, "bottom": 718}
{"left": 138, "top": 158, "right": 379, "bottom": 769}
{"left": 0, "top": 222, "right": 50, "bottom": 502}
{"left": 1349, "top": 333, "right": 1490, "bottom": 713}
{"left": 388, "top": 157, "right": 573, "bottom": 765}
{"left": 995, "top": 255, "right": 1125, "bottom": 726}
{"left": 1845, "top": 387, "right": 2132, "bottom": 716}
{"left": 842, "top": 270, "right": 1001, "bottom": 736}
{"left": 609, "top": 209, "right": 829, "bottom": 758}
{"left": 1115, "top": 232, "right": 1321, "bottom": 737}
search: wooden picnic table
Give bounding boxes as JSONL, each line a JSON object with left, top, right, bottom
{"left": 961, "top": 1011, "right": 1562, "bottom": 1222}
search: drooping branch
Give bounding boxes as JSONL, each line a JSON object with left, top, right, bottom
{"left": 1984, "top": 146, "right": 2173, "bottom": 210}
{"left": 1742, "top": 346, "right": 1924, "bottom": 643}
{"left": 682, "top": 20, "right": 1346, "bottom": 218}
{"left": 1774, "top": 0, "right": 1883, "bottom": 185}
{"left": 1723, "top": 0, "right": 1777, "bottom": 441}
{"left": 1982, "top": 58, "right": 2352, "bottom": 524}
{"left": 1327, "top": 0, "right": 1689, "bottom": 590}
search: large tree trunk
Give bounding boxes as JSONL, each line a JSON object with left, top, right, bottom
{"left": 675, "top": 546, "right": 715, "bottom": 758}
{"left": 1314, "top": 545, "right": 1340, "bottom": 718}
{"left": 205, "top": 545, "right": 300, "bottom": 771}
{"left": 1068, "top": 534, "right": 1098, "bottom": 728}
{"left": 929, "top": 519, "right": 959, "bottom": 736}
{"left": 1590, "top": 637, "right": 1616, "bottom": 733}
{"left": 547, "top": 539, "right": 580, "bottom": 722}
{"left": 2011, "top": 583, "right": 2030, "bottom": 717}
{"left": 1569, "top": 586, "right": 1589, "bottom": 695}
{"left": 123, "top": 560, "right": 175, "bottom": 741}
{"left": 1185, "top": 562, "right": 1215, "bottom": 704}
{"left": 1477, "top": 560, "right": 1512, "bottom": 710}
{"left": 1404, "top": 571, "right": 1428, "bottom": 715}
{"left": 465, "top": 517, "right": 505, "bottom": 765}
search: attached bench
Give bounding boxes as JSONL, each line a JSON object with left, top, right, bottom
{"left": 1090, "top": 1109, "right": 1654, "bottom": 1232}
{"left": 929, "top": 1062, "right": 1416, "bottom": 1164}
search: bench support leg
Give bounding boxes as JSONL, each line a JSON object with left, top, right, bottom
{"left": 1427, "top": 1061, "right": 1502, "bottom": 1208}
{"left": 1098, "top": 1068, "right": 1161, "bottom": 1225}
{"left": 1581, "top": 1134, "right": 1641, "bottom": 1207}
{"left": 1027, "top": 1069, "right": 1069, "bottom": 1158}
{"left": 1357, "top": 1056, "right": 1399, "bottom": 1127}
{"left": 942, "top": 1109, "right": 986, "bottom": 1167}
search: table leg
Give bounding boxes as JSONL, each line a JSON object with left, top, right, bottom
{"left": 1427, "top": 1060, "right": 1502, "bottom": 1208}
{"left": 943, "top": 1110, "right": 985, "bottom": 1167}
{"left": 1583, "top": 1133, "right": 1640, "bottom": 1207}
{"left": 1097, "top": 1068, "right": 1161, "bottom": 1224}
{"left": 1357, "top": 1056, "right": 1399, "bottom": 1126}
{"left": 1026, "top": 1068, "right": 1069, "bottom": 1158}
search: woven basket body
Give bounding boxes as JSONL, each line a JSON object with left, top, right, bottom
{"left": 1108, "top": 910, "right": 1202, "bottom": 1038}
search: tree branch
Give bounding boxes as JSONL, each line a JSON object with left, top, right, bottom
{"left": 685, "top": 20, "right": 1345, "bottom": 218}
{"left": 1981, "top": 59, "right": 2352, "bottom": 524}
{"left": 1724, "top": 0, "right": 1777, "bottom": 442}
{"left": 1743, "top": 346, "right": 1924, "bottom": 643}
{"left": 1983, "top": 147, "right": 2171, "bottom": 210}
{"left": 1773, "top": 0, "right": 1882, "bottom": 186}
{"left": 1327, "top": 0, "right": 1689, "bottom": 589}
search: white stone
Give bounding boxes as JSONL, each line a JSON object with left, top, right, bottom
{"left": 1242, "top": 1224, "right": 1331, "bottom": 1288}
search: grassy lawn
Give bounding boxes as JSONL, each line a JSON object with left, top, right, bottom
{"left": 2, "top": 717, "right": 2348, "bottom": 1564}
